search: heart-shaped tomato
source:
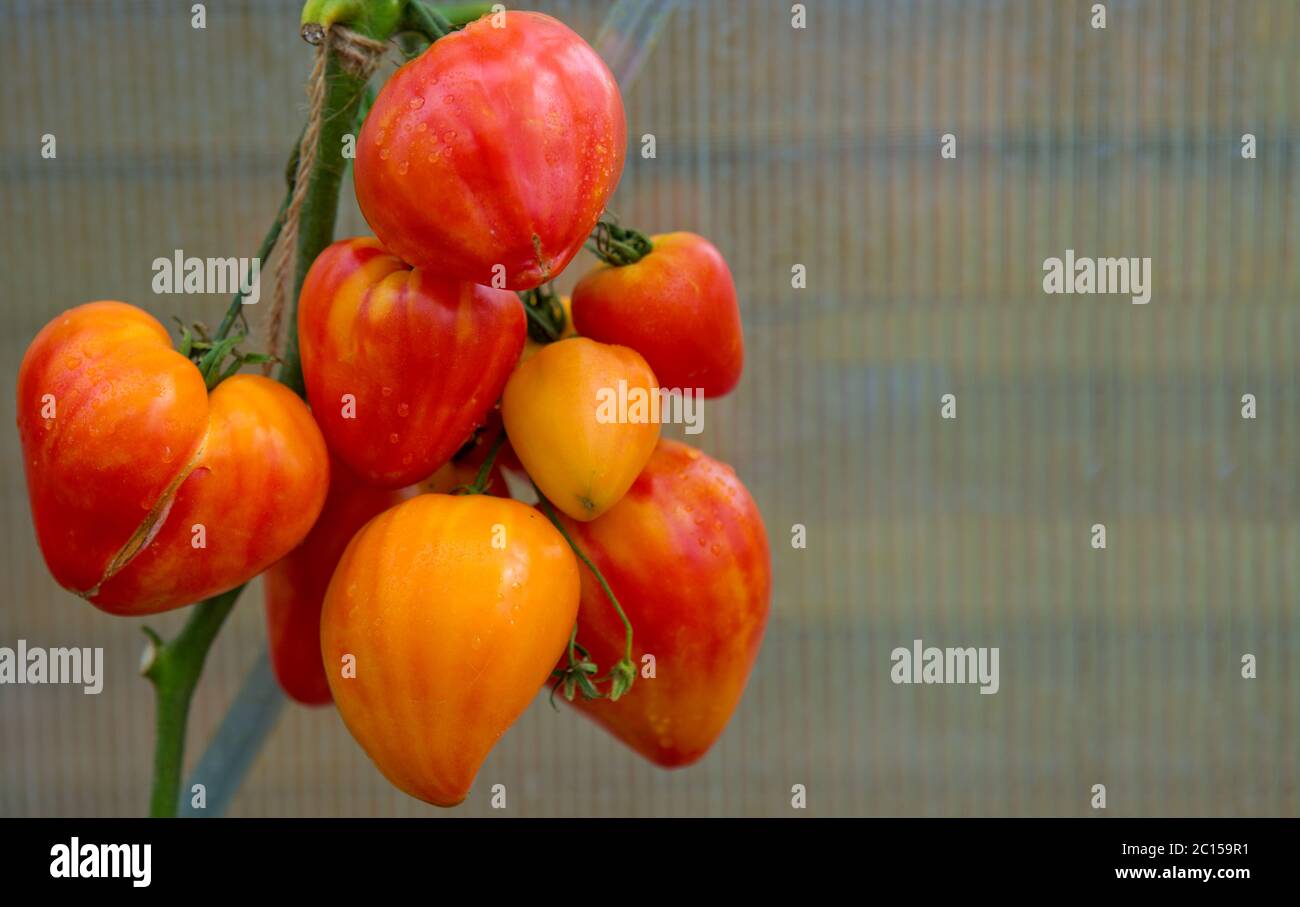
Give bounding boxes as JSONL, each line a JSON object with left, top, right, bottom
{"left": 557, "top": 439, "right": 770, "bottom": 767}
{"left": 17, "top": 301, "right": 329, "bottom": 616}
{"left": 354, "top": 11, "right": 626, "bottom": 290}
{"left": 321, "top": 493, "right": 579, "bottom": 806}
{"left": 502, "top": 337, "right": 659, "bottom": 521}
{"left": 572, "top": 232, "right": 744, "bottom": 397}
{"left": 297, "top": 237, "right": 525, "bottom": 488}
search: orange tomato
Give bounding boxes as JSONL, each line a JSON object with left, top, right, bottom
{"left": 321, "top": 493, "right": 579, "bottom": 806}
{"left": 263, "top": 457, "right": 410, "bottom": 706}
{"left": 557, "top": 440, "right": 770, "bottom": 767}
{"left": 17, "top": 301, "right": 329, "bottom": 615}
{"left": 501, "top": 337, "right": 659, "bottom": 521}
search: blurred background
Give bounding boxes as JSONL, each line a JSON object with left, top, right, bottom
{"left": 1, "top": 0, "right": 1297, "bottom": 817}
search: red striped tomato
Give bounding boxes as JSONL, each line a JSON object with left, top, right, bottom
{"left": 297, "top": 237, "right": 524, "bottom": 488}
{"left": 557, "top": 439, "right": 770, "bottom": 767}
{"left": 354, "top": 11, "right": 626, "bottom": 290}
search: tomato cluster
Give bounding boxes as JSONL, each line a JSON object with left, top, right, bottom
{"left": 16, "top": 10, "right": 767, "bottom": 807}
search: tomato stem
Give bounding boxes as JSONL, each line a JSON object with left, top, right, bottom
{"left": 587, "top": 220, "right": 654, "bottom": 267}
{"left": 535, "top": 492, "right": 637, "bottom": 701}
{"left": 141, "top": 585, "right": 242, "bottom": 817}
{"left": 454, "top": 428, "right": 507, "bottom": 495}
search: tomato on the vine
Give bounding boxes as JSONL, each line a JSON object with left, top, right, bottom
{"left": 297, "top": 237, "right": 524, "bottom": 488}
{"left": 17, "top": 301, "right": 329, "bottom": 615}
{"left": 321, "top": 493, "right": 579, "bottom": 806}
{"left": 264, "top": 457, "right": 409, "bottom": 706}
{"left": 572, "top": 232, "right": 744, "bottom": 398}
{"left": 556, "top": 439, "right": 770, "bottom": 767}
{"left": 502, "top": 337, "right": 659, "bottom": 521}
{"left": 354, "top": 11, "right": 626, "bottom": 290}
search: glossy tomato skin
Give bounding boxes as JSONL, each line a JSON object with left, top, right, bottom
{"left": 298, "top": 237, "right": 525, "bottom": 488}
{"left": 17, "top": 302, "right": 329, "bottom": 615}
{"left": 558, "top": 439, "right": 770, "bottom": 767}
{"left": 354, "top": 11, "right": 626, "bottom": 290}
{"left": 264, "top": 457, "right": 409, "bottom": 706}
{"left": 502, "top": 337, "right": 659, "bottom": 522}
{"left": 321, "top": 494, "right": 579, "bottom": 806}
{"left": 572, "top": 233, "right": 744, "bottom": 398}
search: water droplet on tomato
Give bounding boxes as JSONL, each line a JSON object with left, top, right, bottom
{"left": 710, "top": 543, "right": 722, "bottom": 555}
{"left": 379, "top": 147, "right": 390, "bottom": 160}
{"left": 63, "top": 354, "right": 81, "bottom": 369}
{"left": 388, "top": 432, "right": 399, "bottom": 444}
{"left": 409, "top": 96, "right": 425, "bottom": 110}
{"left": 381, "top": 386, "right": 393, "bottom": 397}
{"left": 397, "top": 402, "right": 410, "bottom": 417}
{"left": 416, "top": 122, "right": 427, "bottom": 132}
{"left": 397, "top": 160, "right": 409, "bottom": 175}
{"left": 161, "top": 446, "right": 174, "bottom": 463}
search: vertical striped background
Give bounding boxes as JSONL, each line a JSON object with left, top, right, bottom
{"left": 0, "top": 0, "right": 1296, "bottom": 816}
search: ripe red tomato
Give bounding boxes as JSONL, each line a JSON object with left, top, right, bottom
{"left": 572, "top": 232, "right": 744, "bottom": 397}
{"left": 263, "top": 457, "right": 409, "bottom": 706}
{"left": 17, "top": 301, "right": 329, "bottom": 615}
{"left": 556, "top": 439, "right": 770, "bottom": 767}
{"left": 502, "top": 337, "right": 659, "bottom": 521}
{"left": 297, "top": 237, "right": 524, "bottom": 488}
{"left": 321, "top": 493, "right": 579, "bottom": 806}
{"left": 354, "top": 11, "right": 626, "bottom": 290}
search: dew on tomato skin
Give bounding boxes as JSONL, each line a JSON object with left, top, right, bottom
{"left": 161, "top": 446, "right": 174, "bottom": 464}
{"left": 63, "top": 354, "right": 82, "bottom": 369}
{"left": 710, "top": 543, "right": 722, "bottom": 555}
{"left": 397, "top": 402, "right": 410, "bottom": 417}
{"left": 381, "top": 386, "right": 393, "bottom": 397}
{"left": 379, "top": 148, "right": 391, "bottom": 160}
{"left": 409, "top": 96, "right": 424, "bottom": 110}
{"left": 389, "top": 433, "right": 400, "bottom": 445}
{"left": 397, "top": 160, "right": 409, "bottom": 175}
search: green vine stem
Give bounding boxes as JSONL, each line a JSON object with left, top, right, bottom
{"left": 453, "top": 429, "right": 507, "bottom": 495}
{"left": 587, "top": 219, "right": 655, "bottom": 267}
{"left": 140, "top": 586, "right": 243, "bottom": 817}
{"left": 535, "top": 493, "right": 637, "bottom": 701}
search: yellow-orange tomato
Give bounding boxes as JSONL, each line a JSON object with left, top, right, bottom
{"left": 17, "top": 301, "right": 328, "bottom": 615}
{"left": 502, "top": 337, "right": 659, "bottom": 521}
{"left": 321, "top": 494, "right": 579, "bottom": 806}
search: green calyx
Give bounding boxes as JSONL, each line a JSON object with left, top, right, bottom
{"left": 587, "top": 220, "right": 655, "bottom": 267}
